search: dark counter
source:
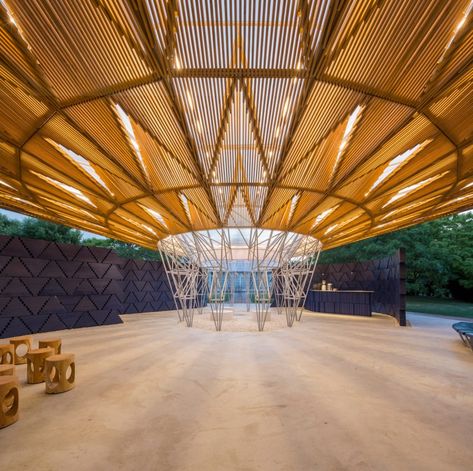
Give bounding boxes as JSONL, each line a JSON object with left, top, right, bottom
{"left": 305, "top": 290, "right": 373, "bottom": 317}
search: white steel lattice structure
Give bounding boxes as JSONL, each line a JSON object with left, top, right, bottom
{"left": 159, "top": 228, "right": 322, "bottom": 331}
{"left": 158, "top": 234, "right": 201, "bottom": 327}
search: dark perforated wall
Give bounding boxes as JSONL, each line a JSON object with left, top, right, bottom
{"left": 310, "top": 249, "right": 406, "bottom": 325}
{"left": 0, "top": 236, "right": 174, "bottom": 338}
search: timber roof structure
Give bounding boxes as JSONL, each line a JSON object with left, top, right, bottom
{"left": 0, "top": 0, "right": 472, "bottom": 249}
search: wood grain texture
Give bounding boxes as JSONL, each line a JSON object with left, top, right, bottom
{"left": 0, "top": 1, "right": 472, "bottom": 250}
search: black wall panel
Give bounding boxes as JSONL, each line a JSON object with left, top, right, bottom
{"left": 120, "top": 259, "right": 174, "bottom": 314}
{"left": 310, "top": 249, "right": 406, "bottom": 325}
{"left": 0, "top": 236, "right": 174, "bottom": 338}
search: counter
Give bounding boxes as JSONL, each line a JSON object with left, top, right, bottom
{"left": 305, "top": 290, "right": 374, "bottom": 317}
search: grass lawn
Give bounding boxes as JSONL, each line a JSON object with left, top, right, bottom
{"left": 407, "top": 296, "right": 473, "bottom": 318}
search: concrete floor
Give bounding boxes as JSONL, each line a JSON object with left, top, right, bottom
{"left": 1, "top": 311, "right": 472, "bottom": 471}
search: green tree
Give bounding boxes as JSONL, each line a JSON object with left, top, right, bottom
{"left": 0, "top": 214, "right": 21, "bottom": 236}
{"left": 320, "top": 213, "right": 473, "bottom": 299}
{"left": 83, "top": 237, "right": 161, "bottom": 261}
{"left": 19, "top": 218, "right": 83, "bottom": 244}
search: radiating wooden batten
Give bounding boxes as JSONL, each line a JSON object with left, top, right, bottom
{"left": 0, "top": 0, "right": 471, "bottom": 251}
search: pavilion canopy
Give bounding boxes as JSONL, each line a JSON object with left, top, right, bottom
{"left": 0, "top": 0, "right": 472, "bottom": 250}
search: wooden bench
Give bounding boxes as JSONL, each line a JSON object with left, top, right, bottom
{"left": 0, "top": 344, "right": 14, "bottom": 365}
{"left": 38, "top": 338, "right": 62, "bottom": 354}
{"left": 44, "top": 353, "right": 75, "bottom": 394}
{"left": 0, "top": 364, "right": 15, "bottom": 376}
{"left": 26, "top": 348, "right": 54, "bottom": 384}
{"left": 9, "top": 336, "right": 32, "bottom": 365}
{"left": 0, "top": 375, "right": 19, "bottom": 429}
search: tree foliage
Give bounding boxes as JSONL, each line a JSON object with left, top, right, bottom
{"left": 320, "top": 213, "right": 473, "bottom": 299}
{"left": 83, "top": 237, "right": 161, "bottom": 261}
{"left": 0, "top": 215, "right": 82, "bottom": 244}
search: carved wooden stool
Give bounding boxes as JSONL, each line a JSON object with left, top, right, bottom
{"left": 44, "top": 354, "right": 75, "bottom": 394}
{"left": 38, "top": 338, "right": 62, "bottom": 354}
{"left": 26, "top": 348, "right": 54, "bottom": 384}
{"left": 0, "top": 344, "right": 14, "bottom": 365}
{"left": 9, "top": 336, "right": 32, "bottom": 365}
{"left": 0, "top": 364, "right": 15, "bottom": 376}
{"left": 0, "top": 375, "right": 19, "bottom": 429}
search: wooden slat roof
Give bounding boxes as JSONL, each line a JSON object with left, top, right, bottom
{"left": 0, "top": 0, "right": 472, "bottom": 250}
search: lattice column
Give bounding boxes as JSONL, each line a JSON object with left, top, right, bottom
{"left": 158, "top": 236, "right": 200, "bottom": 327}
{"left": 278, "top": 236, "right": 322, "bottom": 327}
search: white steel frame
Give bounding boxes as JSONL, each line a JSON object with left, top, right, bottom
{"left": 159, "top": 228, "right": 322, "bottom": 331}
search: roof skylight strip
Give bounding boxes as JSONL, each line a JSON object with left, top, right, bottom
{"left": 1, "top": 0, "right": 30, "bottom": 47}
{"left": 382, "top": 172, "right": 449, "bottom": 208}
{"left": 140, "top": 205, "right": 168, "bottom": 229}
{"left": 40, "top": 196, "right": 99, "bottom": 220}
{"left": 380, "top": 196, "right": 440, "bottom": 221}
{"left": 114, "top": 104, "right": 149, "bottom": 179}
{"left": 119, "top": 214, "right": 157, "bottom": 236}
{"left": 438, "top": 0, "right": 473, "bottom": 64}
{"left": 325, "top": 214, "right": 362, "bottom": 235}
{"left": 437, "top": 194, "right": 473, "bottom": 208}
{"left": 180, "top": 193, "right": 192, "bottom": 222}
{"left": 0, "top": 179, "right": 14, "bottom": 189}
{"left": 311, "top": 205, "right": 340, "bottom": 230}
{"left": 0, "top": 193, "right": 40, "bottom": 208}
{"left": 31, "top": 170, "right": 96, "bottom": 207}
{"left": 331, "top": 105, "right": 364, "bottom": 180}
{"left": 288, "top": 193, "right": 300, "bottom": 222}
{"left": 45, "top": 139, "right": 112, "bottom": 195}
{"left": 367, "top": 139, "right": 433, "bottom": 195}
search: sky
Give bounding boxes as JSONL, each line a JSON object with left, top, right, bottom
{"left": 0, "top": 208, "right": 105, "bottom": 239}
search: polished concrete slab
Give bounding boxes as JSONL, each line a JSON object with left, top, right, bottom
{"left": 1, "top": 311, "right": 472, "bottom": 471}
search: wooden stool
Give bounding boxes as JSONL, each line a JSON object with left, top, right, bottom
{"left": 10, "top": 336, "right": 32, "bottom": 365}
{"left": 0, "top": 364, "right": 15, "bottom": 376}
{"left": 44, "top": 354, "right": 75, "bottom": 394}
{"left": 26, "top": 348, "right": 54, "bottom": 384}
{"left": 38, "top": 338, "right": 62, "bottom": 354}
{"left": 0, "top": 375, "right": 19, "bottom": 428}
{"left": 0, "top": 344, "right": 14, "bottom": 365}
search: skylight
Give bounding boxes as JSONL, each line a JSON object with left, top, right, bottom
{"left": 0, "top": 194, "right": 40, "bottom": 207}
{"left": 119, "top": 214, "right": 157, "bottom": 236}
{"left": 438, "top": 0, "right": 473, "bottom": 64}
{"left": 0, "top": 0, "right": 16, "bottom": 25}
{"left": 380, "top": 196, "right": 440, "bottom": 220}
{"left": 139, "top": 205, "right": 168, "bottom": 229}
{"left": 0, "top": 179, "right": 14, "bottom": 189}
{"left": 367, "top": 139, "right": 433, "bottom": 195}
{"left": 382, "top": 172, "right": 448, "bottom": 208}
{"left": 437, "top": 194, "right": 473, "bottom": 208}
{"left": 325, "top": 214, "right": 362, "bottom": 235}
{"left": 180, "top": 193, "right": 192, "bottom": 222}
{"left": 40, "top": 196, "right": 99, "bottom": 220}
{"left": 1, "top": 0, "right": 29, "bottom": 46}
{"left": 31, "top": 170, "right": 96, "bottom": 206}
{"left": 114, "top": 104, "right": 149, "bottom": 178}
{"left": 311, "top": 205, "right": 339, "bottom": 230}
{"left": 332, "top": 105, "right": 364, "bottom": 177}
{"left": 288, "top": 193, "right": 299, "bottom": 222}
{"left": 45, "top": 139, "right": 111, "bottom": 194}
